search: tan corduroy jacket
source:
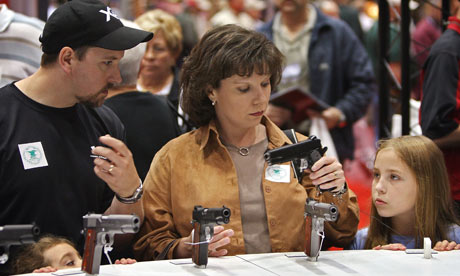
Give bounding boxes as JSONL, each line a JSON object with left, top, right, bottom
{"left": 133, "top": 116, "right": 359, "bottom": 260}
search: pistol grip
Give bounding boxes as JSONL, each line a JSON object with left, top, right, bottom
{"left": 82, "top": 230, "right": 104, "bottom": 274}
{"left": 305, "top": 217, "right": 322, "bottom": 261}
{"left": 304, "top": 216, "right": 312, "bottom": 257}
{"left": 192, "top": 222, "right": 209, "bottom": 267}
{"left": 82, "top": 229, "right": 96, "bottom": 274}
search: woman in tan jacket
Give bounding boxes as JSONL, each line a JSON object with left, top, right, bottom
{"left": 134, "top": 24, "right": 359, "bottom": 260}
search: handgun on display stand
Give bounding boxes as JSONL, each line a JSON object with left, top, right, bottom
{"left": 81, "top": 214, "right": 140, "bottom": 275}
{"left": 191, "top": 205, "right": 231, "bottom": 268}
{"left": 0, "top": 224, "right": 40, "bottom": 264}
{"left": 304, "top": 198, "right": 338, "bottom": 261}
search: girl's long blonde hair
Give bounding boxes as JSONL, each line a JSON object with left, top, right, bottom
{"left": 365, "top": 135, "right": 458, "bottom": 249}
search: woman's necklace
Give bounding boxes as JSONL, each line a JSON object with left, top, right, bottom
{"left": 238, "top": 147, "right": 249, "bottom": 156}
{"left": 221, "top": 125, "right": 266, "bottom": 156}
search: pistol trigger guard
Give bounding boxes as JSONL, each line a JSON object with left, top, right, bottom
{"left": 321, "top": 146, "right": 328, "bottom": 156}
{"left": 107, "top": 233, "right": 115, "bottom": 247}
{"left": 205, "top": 226, "right": 212, "bottom": 242}
{"left": 299, "top": 159, "right": 309, "bottom": 171}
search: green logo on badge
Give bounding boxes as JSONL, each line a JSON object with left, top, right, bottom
{"left": 267, "top": 165, "right": 286, "bottom": 181}
{"left": 23, "top": 146, "right": 42, "bottom": 165}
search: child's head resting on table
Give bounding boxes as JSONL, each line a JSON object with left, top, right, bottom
{"left": 12, "top": 235, "right": 81, "bottom": 274}
{"left": 12, "top": 235, "right": 136, "bottom": 274}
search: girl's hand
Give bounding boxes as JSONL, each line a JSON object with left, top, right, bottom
{"left": 114, "top": 258, "right": 137, "bottom": 264}
{"left": 32, "top": 266, "right": 58, "bottom": 273}
{"left": 433, "top": 240, "right": 460, "bottom": 251}
{"left": 373, "top": 243, "right": 406, "bottom": 251}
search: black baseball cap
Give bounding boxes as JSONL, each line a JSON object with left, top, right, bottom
{"left": 40, "top": 0, "right": 153, "bottom": 54}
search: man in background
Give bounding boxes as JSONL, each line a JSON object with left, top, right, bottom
{"left": 420, "top": 0, "right": 460, "bottom": 218}
{"left": 104, "top": 20, "right": 180, "bottom": 182}
{"left": 258, "top": 0, "right": 375, "bottom": 163}
{"left": 0, "top": 3, "right": 44, "bottom": 87}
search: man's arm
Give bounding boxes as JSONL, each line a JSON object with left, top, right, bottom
{"left": 432, "top": 126, "right": 460, "bottom": 150}
{"left": 420, "top": 51, "right": 460, "bottom": 147}
{"left": 91, "top": 135, "right": 144, "bottom": 248}
{"left": 335, "top": 23, "right": 375, "bottom": 125}
{"left": 91, "top": 135, "right": 144, "bottom": 222}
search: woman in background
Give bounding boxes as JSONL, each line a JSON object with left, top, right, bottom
{"left": 135, "top": 9, "right": 187, "bottom": 130}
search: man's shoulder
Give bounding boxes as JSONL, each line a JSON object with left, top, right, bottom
{"left": 80, "top": 104, "right": 124, "bottom": 139}
{"left": 12, "top": 12, "right": 45, "bottom": 31}
{"left": 0, "top": 83, "right": 19, "bottom": 105}
{"left": 104, "top": 91, "right": 170, "bottom": 111}
{"left": 315, "top": 10, "right": 353, "bottom": 33}
{"left": 88, "top": 103, "right": 115, "bottom": 115}
{"left": 429, "top": 29, "right": 460, "bottom": 55}
{"left": 256, "top": 18, "right": 274, "bottom": 37}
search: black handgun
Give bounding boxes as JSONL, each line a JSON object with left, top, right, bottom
{"left": 264, "top": 135, "right": 327, "bottom": 183}
{"left": 0, "top": 224, "right": 40, "bottom": 264}
{"left": 81, "top": 214, "right": 140, "bottom": 275}
{"left": 304, "top": 198, "right": 338, "bottom": 261}
{"left": 191, "top": 205, "right": 231, "bottom": 268}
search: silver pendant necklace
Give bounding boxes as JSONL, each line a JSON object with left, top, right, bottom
{"left": 238, "top": 147, "right": 249, "bottom": 156}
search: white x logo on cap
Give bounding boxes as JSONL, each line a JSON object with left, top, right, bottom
{"left": 99, "top": 7, "right": 118, "bottom": 22}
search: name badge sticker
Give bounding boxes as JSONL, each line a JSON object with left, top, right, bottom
{"left": 265, "top": 165, "right": 290, "bottom": 183}
{"left": 18, "top": 142, "right": 49, "bottom": 170}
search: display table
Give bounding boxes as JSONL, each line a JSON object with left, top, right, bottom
{"left": 17, "top": 250, "right": 460, "bottom": 275}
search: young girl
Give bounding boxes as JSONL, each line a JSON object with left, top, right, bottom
{"left": 350, "top": 135, "right": 460, "bottom": 250}
{"left": 12, "top": 235, "right": 135, "bottom": 274}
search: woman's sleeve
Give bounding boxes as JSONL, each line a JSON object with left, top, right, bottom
{"left": 303, "top": 179, "right": 360, "bottom": 248}
{"left": 133, "top": 146, "right": 182, "bottom": 260}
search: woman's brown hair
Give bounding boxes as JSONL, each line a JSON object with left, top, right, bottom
{"left": 364, "top": 135, "right": 459, "bottom": 248}
{"left": 180, "top": 24, "right": 284, "bottom": 127}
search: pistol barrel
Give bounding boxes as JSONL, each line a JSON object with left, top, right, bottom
{"left": 264, "top": 138, "right": 324, "bottom": 166}
{"left": 0, "top": 224, "right": 40, "bottom": 246}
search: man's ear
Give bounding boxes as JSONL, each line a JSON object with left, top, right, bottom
{"left": 58, "top": 47, "right": 75, "bottom": 74}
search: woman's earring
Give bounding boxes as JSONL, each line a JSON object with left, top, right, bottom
{"left": 212, "top": 100, "right": 216, "bottom": 106}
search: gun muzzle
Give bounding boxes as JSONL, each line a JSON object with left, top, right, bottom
{"left": 192, "top": 206, "right": 231, "bottom": 225}
{"left": 305, "top": 198, "right": 339, "bottom": 221}
{"left": 191, "top": 206, "right": 231, "bottom": 268}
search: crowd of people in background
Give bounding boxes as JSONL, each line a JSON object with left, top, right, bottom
{"left": 1, "top": 0, "right": 460, "bottom": 274}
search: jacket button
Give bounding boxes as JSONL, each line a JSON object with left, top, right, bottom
{"left": 265, "top": 186, "right": 272, "bottom": 193}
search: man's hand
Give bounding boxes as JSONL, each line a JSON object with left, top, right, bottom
{"left": 265, "top": 104, "right": 292, "bottom": 127}
{"left": 321, "top": 107, "right": 345, "bottom": 129}
{"left": 92, "top": 135, "right": 140, "bottom": 198}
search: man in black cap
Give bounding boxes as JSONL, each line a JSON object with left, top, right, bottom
{"left": 0, "top": 0, "right": 152, "bottom": 272}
